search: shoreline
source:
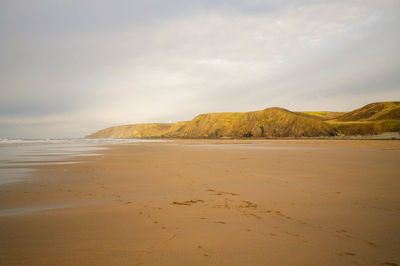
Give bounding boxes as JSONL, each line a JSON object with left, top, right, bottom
{"left": 86, "top": 131, "right": 400, "bottom": 141}
{"left": 0, "top": 140, "right": 399, "bottom": 265}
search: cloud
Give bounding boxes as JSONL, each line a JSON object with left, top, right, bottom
{"left": 0, "top": 0, "right": 399, "bottom": 138}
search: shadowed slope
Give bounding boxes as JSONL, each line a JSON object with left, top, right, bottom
{"left": 329, "top": 120, "right": 400, "bottom": 135}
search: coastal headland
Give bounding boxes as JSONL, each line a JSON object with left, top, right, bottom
{"left": 88, "top": 101, "right": 400, "bottom": 139}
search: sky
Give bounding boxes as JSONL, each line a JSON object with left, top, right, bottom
{"left": 0, "top": 0, "right": 399, "bottom": 138}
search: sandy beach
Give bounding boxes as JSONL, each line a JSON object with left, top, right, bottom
{"left": 0, "top": 140, "right": 399, "bottom": 265}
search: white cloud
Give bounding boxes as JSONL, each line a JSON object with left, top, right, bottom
{"left": 0, "top": 1, "right": 399, "bottom": 138}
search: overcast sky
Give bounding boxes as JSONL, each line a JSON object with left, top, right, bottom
{"left": 1, "top": 0, "right": 399, "bottom": 138}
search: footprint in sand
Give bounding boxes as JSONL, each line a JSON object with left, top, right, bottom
{"left": 239, "top": 200, "right": 258, "bottom": 209}
{"left": 297, "top": 219, "right": 307, "bottom": 225}
{"left": 243, "top": 213, "right": 262, "bottom": 219}
{"left": 196, "top": 246, "right": 209, "bottom": 257}
{"left": 172, "top": 199, "right": 204, "bottom": 206}
{"left": 344, "top": 252, "right": 356, "bottom": 256}
{"left": 365, "top": 240, "right": 377, "bottom": 247}
{"left": 285, "top": 231, "right": 300, "bottom": 237}
{"left": 207, "top": 189, "right": 240, "bottom": 196}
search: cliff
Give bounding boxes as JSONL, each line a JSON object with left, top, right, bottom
{"left": 87, "top": 101, "right": 400, "bottom": 139}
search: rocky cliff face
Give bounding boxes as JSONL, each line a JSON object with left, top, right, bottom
{"left": 87, "top": 102, "right": 400, "bottom": 139}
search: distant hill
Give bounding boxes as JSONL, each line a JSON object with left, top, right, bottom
{"left": 88, "top": 123, "right": 172, "bottom": 139}
{"left": 87, "top": 101, "right": 400, "bottom": 139}
{"left": 325, "top": 102, "right": 400, "bottom": 135}
{"left": 335, "top": 102, "right": 400, "bottom": 121}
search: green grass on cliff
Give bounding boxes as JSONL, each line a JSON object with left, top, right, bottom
{"left": 298, "top": 111, "right": 345, "bottom": 121}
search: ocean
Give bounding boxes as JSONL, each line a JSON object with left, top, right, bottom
{"left": 0, "top": 138, "right": 171, "bottom": 185}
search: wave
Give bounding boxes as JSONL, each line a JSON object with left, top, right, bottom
{"left": 0, "top": 138, "right": 173, "bottom": 145}
{"left": 0, "top": 138, "right": 173, "bottom": 186}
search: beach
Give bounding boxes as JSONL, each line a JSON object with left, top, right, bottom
{"left": 0, "top": 140, "right": 399, "bottom": 265}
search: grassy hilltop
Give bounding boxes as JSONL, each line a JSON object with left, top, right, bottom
{"left": 87, "top": 101, "right": 400, "bottom": 139}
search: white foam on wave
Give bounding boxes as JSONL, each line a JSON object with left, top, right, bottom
{"left": 0, "top": 138, "right": 173, "bottom": 145}
{"left": 0, "top": 138, "right": 173, "bottom": 186}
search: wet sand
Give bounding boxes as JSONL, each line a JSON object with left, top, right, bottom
{"left": 0, "top": 140, "right": 399, "bottom": 265}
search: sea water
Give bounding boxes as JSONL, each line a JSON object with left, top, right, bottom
{"left": 0, "top": 138, "right": 171, "bottom": 185}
